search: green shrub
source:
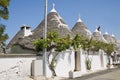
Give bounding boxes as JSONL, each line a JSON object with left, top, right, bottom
{"left": 85, "top": 57, "right": 91, "bottom": 70}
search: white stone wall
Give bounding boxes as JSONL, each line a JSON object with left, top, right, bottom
{"left": 55, "top": 51, "right": 75, "bottom": 77}
{"left": 45, "top": 50, "right": 75, "bottom": 77}
{"left": 80, "top": 50, "right": 108, "bottom": 73}
{"left": 80, "top": 51, "right": 87, "bottom": 72}
{"left": 44, "top": 49, "right": 108, "bottom": 77}
{"left": 0, "top": 49, "right": 109, "bottom": 78}
{"left": 91, "top": 54, "right": 102, "bottom": 69}
{"left": 0, "top": 55, "right": 38, "bottom": 80}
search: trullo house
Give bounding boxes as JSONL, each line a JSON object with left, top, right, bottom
{"left": 7, "top": 4, "right": 72, "bottom": 53}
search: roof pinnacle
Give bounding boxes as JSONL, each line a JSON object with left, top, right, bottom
{"left": 105, "top": 32, "right": 109, "bottom": 35}
{"left": 77, "top": 14, "right": 82, "bottom": 22}
{"left": 23, "top": 24, "right": 26, "bottom": 26}
{"left": 50, "top": 3, "right": 57, "bottom": 12}
{"left": 112, "top": 34, "right": 115, "bottom": 37}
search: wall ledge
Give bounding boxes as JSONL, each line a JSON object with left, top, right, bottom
{"left": 0, "top": 54, "right": 38, "bottom": 58}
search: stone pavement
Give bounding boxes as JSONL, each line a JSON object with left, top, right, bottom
{"left": 65, "top": 67, "right": 120, "bottom": 80}
{"left": 82, "top": 68, "right": 120, "bottom": 80}
{"left": 0, "top": 66, "right": 119, "bottom": 80}
{"left": 30, "top": 76, "right": 68, "bottom": 80}
{"left": 28, "top": 66, "right": 120, "bottom": 80}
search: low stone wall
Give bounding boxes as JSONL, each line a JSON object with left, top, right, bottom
{"left": 0, "top": 54, "right": 40, "bottom": 80}
{"left": 80, "top": 50, "right": 108, "bottom": 73}
{"left": 44, "top": 50, "right": 75, "bottom": 77}
{"left": 42, "top": 49, "right": 107, "bottom": 77}
{"left": 0, "top": 50, "right": 110, "bottom": 79}
{"left": 44, "top": 49, "right": 108, "bottom": 77}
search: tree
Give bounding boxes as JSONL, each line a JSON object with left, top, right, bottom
{"left": 80, "top": 38, "right": 106, "bottom": 70}
{"left": 81, "top": 38, "right": 93, "bottom": 54}
{"left": 0, "top": 24, "right": 8, "bottom": 53}
{"left": 33, "top": 31, "right": 71, "bottom": 77}
{"left": 72, "top": 34, "right": 83, "bottom": 71}
{"left": 90, "top": 40, "right": 114, "bottom": 66}
{"left": 80, "top": 38, "right": 95, "bottom": 70}
{"left": 102, "top": 43, "right": 114, "bottom": 65}
{"left": 0, "top": 24, "right": 8, "bottom": 41}
{"left": 0, "top": 0, "right": 10, "bottom": 20}
{"left": 0, "top": 0, "right": 10, "bottom": 53}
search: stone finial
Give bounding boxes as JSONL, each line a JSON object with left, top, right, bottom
{"left": 77, "top": 14, "right": 82, "bottom": 22}
{"left": 105, "top": 32, "right": 109, "bottom": 35}
{"left": 111, "top": 34, "right": 115, "bottom": 37}
{"left": 50, "top": 3, "right": 57, "bottom": 12}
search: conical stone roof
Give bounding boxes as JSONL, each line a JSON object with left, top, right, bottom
{"left": 103, "top": 32, "right": 120, "bottom": 54}
{"left": 32, "top": 12, "right": 72, "bottom": 39}
{"left": 92, "top": 29, "right": 107, "bottom": 43}
{"left": 72, "top": 17, "right": 92, "bottom": 39}
{"left": 7, "top": 25, "right": 30, "bottom": 49}
{"left": 103, "top": 32, "right": 115, "bottom": 43}
{"left": 111, "top": 34, "right": 120, "bottom": 54}
{"left": 111, "top": 34, "right": 117, "bottom": 43}
{"left": 32, "top": 3, "right": 72, "bottom": 39}
{"left": 14, "top": 4, "right": 72, "bottom": 50}
{"left": 115, "top": 41, "right": 120, "bottom": 55}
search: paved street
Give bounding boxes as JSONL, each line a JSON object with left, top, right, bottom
{"left": 65, "top": 67, "right": 120, "bottom": 80}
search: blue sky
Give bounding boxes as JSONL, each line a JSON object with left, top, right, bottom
{"left": 1, "top": 0, "right": 120, "bottom": 43}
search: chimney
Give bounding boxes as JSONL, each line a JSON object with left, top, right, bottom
{"left": 20, "top": 25, "right": 32, "bottom": 37}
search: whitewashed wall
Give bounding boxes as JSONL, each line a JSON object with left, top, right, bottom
{"left": 44, "top": 49, "right": 108, "bottom": 77}
{"left": 80, "top": 49, "right": 108, "bottom": 73}
{"left": 45, "top": 50, "right": 75, "bottom": 77}
{"left": 0, "top": 49, "right": 110, "bottom": 79}
{"left": 0, "top": 54, "right": 39, "bottom": 80}
{"left": 79, "top": 49, "right": 86, "bottom": 72}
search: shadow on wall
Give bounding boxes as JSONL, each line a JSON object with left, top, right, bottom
{"left": 54, "top": 50, "right": 75, "bottom": 77}
{"left": 56, "top": 50, "right": 73, "bottom": 64}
